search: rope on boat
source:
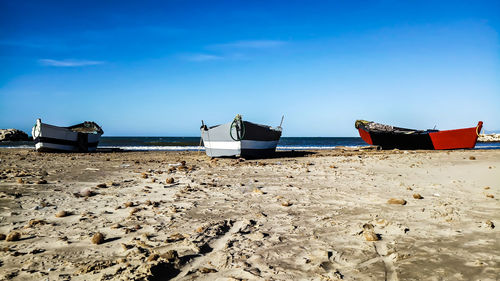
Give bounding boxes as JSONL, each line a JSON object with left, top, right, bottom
{"left": 476, "top": 124, "right": 483, "bottom": 137}
{"left": 230, "top": 114, "right": 245, "bottom": 141}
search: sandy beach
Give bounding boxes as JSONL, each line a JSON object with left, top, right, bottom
{"left": 0, "top": 148, "right": 498, "bottom": 280}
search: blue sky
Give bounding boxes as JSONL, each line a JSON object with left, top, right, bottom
{"left": 1, "top": 0, "right": 499, "bottom": 136}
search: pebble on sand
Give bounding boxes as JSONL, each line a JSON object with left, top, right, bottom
{"left": 96, "top": 183, "right": 107, "bottom": 188}
{"left": 387, "top": 198, "right": 407, "bottom": 205}
{"left": 55, "top": 210, "right": 69, "bottom": 218}
{"left": 141, "top": 173, "right": 149, "bottom": 179}
{"left": 166, "top": 177, "right": 175, "bottom": 184}
{"left": 37, "top": 179, "right": 47, "bottom": 184}
{"left": 6, "top": 231, "right": 21, "bottom": 242}
{"left": 362, "top": 224, "right": 379, "bottom": 241}
{"left": 77, "top": 188, "right": 95, "bottom": 197}
{"left": 253, "top": 188, "right": 264, "bottom": 194}
{"left": 413, "top": 193, "right": 423, "bottom": 199}
{"left": 199, "top": 267, "right": 218, "bottom": 273}
{"left": 91, "top": 232, "right": 105, "bottom": 244}
{"left": 28, "top": 219, "right": 47, "bottom": 227}
{"left": 484, "top": 186, "right": 490, "bottom": 190}
{"left": 485, "top": 220, "right": 495, "bottom": 229}
{"left": 16, "top": 178, "right": 24, "bottom": 184}
{"left": 469, "top": 156, "right": 476, "bottom": 160}
{"left": 281, "top": 201, "right": 293, "bottom": 207}
{"left": 363, "top": 231, "right": 379, "bottom": 241}
{"left": 486, "top": 194, "right": 494, "bottom": 198}
{"left": 124, "top": 202, "right": 134, "bottom": 208}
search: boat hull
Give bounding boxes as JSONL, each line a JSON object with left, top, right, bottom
{"left": 201, "top": 120, "right": 281, "bottom": 157}
{"left": 357, "top": 121, "right": 482, "bottom": 150}
{"left": 32, "top": 120, "right": 102, "bottom": 152}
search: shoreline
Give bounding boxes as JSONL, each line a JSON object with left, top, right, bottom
{"left": 0, "top": 148, "right": 498, "bottom": 280}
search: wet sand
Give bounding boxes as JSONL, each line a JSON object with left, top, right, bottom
{"left": 0, "top": 148, "right": 499, "bottom": 280}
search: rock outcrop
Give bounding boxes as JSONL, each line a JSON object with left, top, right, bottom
{"left": 478, "top": 134, "right": 500, "bottom": 143}
{"left": 0, "top": 129, "right": 29, "bottom": 142}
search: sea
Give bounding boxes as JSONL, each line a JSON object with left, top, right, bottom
{"left": 1, "top": 137, "right": 499, "bottom": 150}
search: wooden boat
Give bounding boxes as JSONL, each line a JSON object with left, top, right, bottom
{"left": 201, "top": 115, "right": 282, "bottom": 157}
{"left": 32, "top": 119, "right": 103, "bottom": 152}
{"left": 355, "top": 120, "right": 483, "bottom": 150}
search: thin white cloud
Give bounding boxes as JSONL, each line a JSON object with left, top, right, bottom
{"left": 183, "top": 54, "right": 222, "bottom": 62}
{"left": 38, "top": 59, "right": 105, "bottom": 67}
{"left": 211, "top": 40, "right": 287, "bottom": 49}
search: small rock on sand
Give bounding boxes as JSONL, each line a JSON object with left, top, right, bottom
{"left": 28, "top": 219, "right": 47, "bottom": 227}
{"left": 486, "top": 194, "right": 494, "bottom": 198}
{"left": 124, "top": 202, "right": 134, "bottom": 208}
{"left": 37, "top": 179, "right": 47, "bottom": 184}
{"left": 0, "top": 233, "right": 6, "bottom": 240}
{"left": 96, "top": 183, "right": 107, "bottom": 188}
{"left": 55, "top": 211, "right": 69, "bottom": 218}
{"left": 166, "top": 177, "right": 175, "bottom": 184}
{"left": 281, "top": 201, "right": 293, "bottom": 207}
{"left": 387, "top": 198, "right": 407, "bottom": 205}
{"left": 6, "top": 231, "right": 21, "bottom": 242}
{"left": 199, "top": 267, "right": 217, "bottom": 273}
{"left": 91, "top": 232, "right": 105, "bottom": 244}
{"left": 485, "top": 220, "right": 495, "bottom": 229}
{"left": 141, "top": 173, "right": 149, "bottom": 179}
{"left": 362, "top": 224, "right": 379, "bottom": 241}
{"left": 253, "top": 188, "right": 264, "bottom": 194}
{"left": 413, "top": 193, "right": 423, "bottom": 199}
{"left": 363, "top": 231, "right": 379, "bottom": 241}
{"left": 77, "top": 188, "right": 95, "bottom": 197}
{"left": 469, "top": 156, "right": 476, "bottom": 160}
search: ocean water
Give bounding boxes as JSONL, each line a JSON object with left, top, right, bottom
{"left": 1, "top": 137, "right": 499, "bottom": 150}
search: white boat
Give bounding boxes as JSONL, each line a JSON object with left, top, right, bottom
{"left": 32, "top": 119, "right": 103, "bottom": 152}
{"left": 201, "top": 115, "right": 283, "bottom": 158}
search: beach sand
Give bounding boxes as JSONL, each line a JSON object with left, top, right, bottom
{"left": 0, "top": 148, "right": 498, "bottom": 280}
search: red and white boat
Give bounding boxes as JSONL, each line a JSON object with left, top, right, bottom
{"left": 355, "top": 120, "right": 483, "bottom": 150}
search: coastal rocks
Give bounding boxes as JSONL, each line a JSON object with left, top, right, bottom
{"left": 387, "top": 198, "right": 407, "bottom": 205}
{"left": 0, "top": 129, "right": 29, "bottom": 142}
{"left": 478, "top": 133, "right": 500, "bottom": 142}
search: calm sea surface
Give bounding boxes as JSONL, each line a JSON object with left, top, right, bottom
{"left": 1, "top": 137, "right": 499, "bottom": 150}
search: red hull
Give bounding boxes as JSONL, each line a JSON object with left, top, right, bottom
{"left": 429, "top": 122, "right": 482, "bottom": 149}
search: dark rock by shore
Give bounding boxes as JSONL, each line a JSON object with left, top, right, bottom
{"left": 0, "top": 129, "right": 29, "bottom": 142}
